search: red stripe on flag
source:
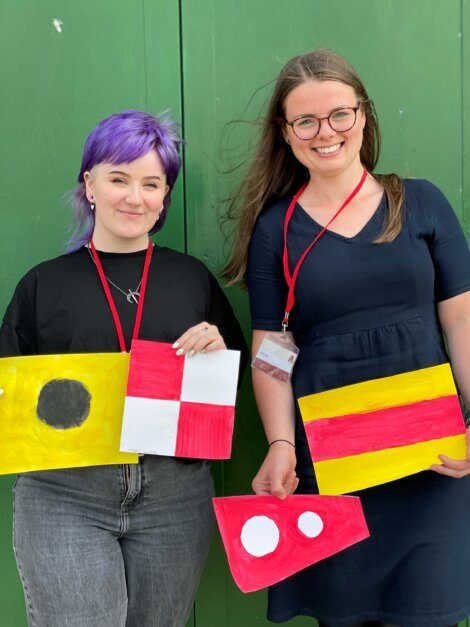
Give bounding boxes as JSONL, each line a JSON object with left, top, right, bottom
{"left": 306, "top": 395, "right": 464, "bottom": 462}
{"left": 127, "top": 339, "right": 185, "bottom": 401}
{"left": 175, "top": 402, "right": 234, "bottom": 459}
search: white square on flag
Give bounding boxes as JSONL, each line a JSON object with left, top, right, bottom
{"left": 181, "top": 350, "right": 240, "bottom": 405}
{"left": 120, "top": 398, "right": 179, "bottom": 456}
{"left": 119, "top": 340, "right": 241, "bottom": 459}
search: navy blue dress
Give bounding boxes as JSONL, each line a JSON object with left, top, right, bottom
{"left": 247, "top": 179, "right": 470, "bottom": 627}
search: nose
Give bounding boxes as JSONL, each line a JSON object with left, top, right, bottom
{"left": 315, "top": 117, "right": 336, "bottom": 140}
{"left": 126, "top": 184, "right": 142, "bottom": 206}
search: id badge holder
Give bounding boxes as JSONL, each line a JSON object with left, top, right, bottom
{"left": 252, "top": 332, "right": 299, "bottom": 383}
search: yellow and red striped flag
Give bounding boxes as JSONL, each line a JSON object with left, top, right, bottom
{"left": 298, "top": 363, "right": 466, "bottom": 495}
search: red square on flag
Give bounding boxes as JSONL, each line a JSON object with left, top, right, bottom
{"left": 125, "top": 340, "right": 184, "bottom": 401}
{"left": 175, "top": 402, "right": 235, "bottom": 458}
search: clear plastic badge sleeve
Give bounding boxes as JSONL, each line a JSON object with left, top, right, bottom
{"left": 252, "top": 333, "right": 299, "bottom": 383}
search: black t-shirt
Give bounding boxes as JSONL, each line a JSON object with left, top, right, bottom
{"left": 0, "top": 246, "right": 248, "bottom": 374}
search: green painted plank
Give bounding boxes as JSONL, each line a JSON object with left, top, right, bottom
{"left": 0, "top": 477, "right": 24, "bottom": 626}
{"left": 143, "top": 0, "right": 186, "bottom": 252}
{"left": 0, "top": 2, "right": 183, "bottom": 625}
{"left": 463, "top": 0, "right": 470, "bottom": 239}
{"left": 182, "top": 0, "right": 463, "bottom": 271}
{"left": 0, "top": 0, "right": 184, "bottom": 316}
{"left": 181, "top": 1, "right": 464, "bottom": 625}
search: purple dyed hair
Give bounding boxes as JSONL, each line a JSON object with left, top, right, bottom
{"left": 66, "top": 110, "right": 182, "bottom": 252}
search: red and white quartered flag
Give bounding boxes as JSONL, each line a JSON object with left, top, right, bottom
{"left": 120, "top": 339, "right": 241, "bottom": 459}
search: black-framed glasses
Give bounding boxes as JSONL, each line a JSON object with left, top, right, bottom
{"left": 285, "top": 106, "right": 360, "bottom": 140}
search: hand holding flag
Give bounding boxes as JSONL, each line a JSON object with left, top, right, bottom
{"left": 431, "top": 424, "right": 470, "bottom": 478}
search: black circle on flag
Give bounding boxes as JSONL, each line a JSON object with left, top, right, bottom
{"left": 36, "top": 379, "right": 91, "bottom": 429}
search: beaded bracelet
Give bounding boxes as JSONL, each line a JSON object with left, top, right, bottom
{"left": 269, "top": 439, "right": 295, "bottom": 448}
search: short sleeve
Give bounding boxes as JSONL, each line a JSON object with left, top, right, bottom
{"left": 246, "top": 211, "right": 287, "bottom": 330}
{"left": 205, "top": 271, "right": 248, "bottom": 379}
{"left": 0, "top": 272, "right": 38, "bottom": 357}
{"left": 421, "top": 182, "right": 470, "bottom": 301}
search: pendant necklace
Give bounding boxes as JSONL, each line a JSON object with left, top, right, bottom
{"left": 87, "top": 246, "right": 142, "bottom": 305}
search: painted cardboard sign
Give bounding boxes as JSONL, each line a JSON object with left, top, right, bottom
{"left": 0, "top": 353, "right": 137, "bottom": 474}
{"left": 213, "top": 494, "right": 369, "bottom": 592}
{"left": 299, "top": 363, "right": 466, "bottom": 494}
{"left": 120, "top": 339, "right": 241, "bottom": 459}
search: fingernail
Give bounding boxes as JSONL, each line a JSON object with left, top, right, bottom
{"left": 187, "top": 349, "right": 195, "bottom": 358}
{"left": 172, "top": 341, "right": 180, "bottom": 349}
{"left": 176, "top": 348, "right": 184, "bottom": 356}
{"left": 200, "top": 349, "right": 206, "bottom": 354}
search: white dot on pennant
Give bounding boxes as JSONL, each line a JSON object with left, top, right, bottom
{"left": 240, "top": 515, "right": 280, "bottom": 557}
{"left": 297, "top": 511, "right": 324, "bottom": 538}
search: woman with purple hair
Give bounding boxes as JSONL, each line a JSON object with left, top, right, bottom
{"left": 0, "top": 110, "right": 247, "bottom": 626}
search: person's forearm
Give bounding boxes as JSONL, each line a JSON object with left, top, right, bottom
{"left": 438, "top": 294, "right": 470, "bottom": 408}
{"left": 252, "top": 367, "right": 296, "bottom": 444}
{"left": 251, "top": 330, "right": 297, "bottom": 444}
{"left": 445, "top": 318, "right": 470, "bottom": 407}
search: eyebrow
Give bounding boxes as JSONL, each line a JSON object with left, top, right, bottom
{"left": 108, "top": 170, "right": 162, "bottom": 181}
{"left": 291, "top": 105, "right": 354, "bottom": 119}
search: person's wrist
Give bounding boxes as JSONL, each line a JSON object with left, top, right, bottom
{"left": 268, "top": 438, "right": 295, "bottom": 449}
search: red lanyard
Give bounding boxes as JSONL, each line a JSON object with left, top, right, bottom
{"left": 90, "top": 240, "right": 153, "bottom": 352}
{"left": 282, "top": 168, "right": 367, "bottom": 331}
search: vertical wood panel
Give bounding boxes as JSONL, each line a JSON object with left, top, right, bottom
{"left": 0, "top": 2, "right": 184, "bottom": 624}
{"left": 181, "top": 1, "right": 465, "bottom": 625}
{"left": 463, "top": 0, "right": 470, "bottom": 239}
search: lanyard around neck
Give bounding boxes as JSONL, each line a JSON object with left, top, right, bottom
{"left": 281, "top": 168, "right": 367, "bottom": 331}
{"left": 90, "top": 240, "right": 153, "bottom": 352}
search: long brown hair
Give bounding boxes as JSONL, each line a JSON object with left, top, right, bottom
{"left": 222, "top": 48, "right": 404, "bottom": 285}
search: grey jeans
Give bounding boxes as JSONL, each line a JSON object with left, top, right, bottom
{"left": 13, "top": 456, "right": 214, "bottom": 627}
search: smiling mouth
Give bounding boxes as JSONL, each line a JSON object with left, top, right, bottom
{"left": 313, "top": 142, "right": 344, "bottom": 154}
{"left": 118, "top": 210, "right": 143, "bottom": 217}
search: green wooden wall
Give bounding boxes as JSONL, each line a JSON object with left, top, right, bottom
{"left": 1, "top": 1, "right": 469, "bottom": 625}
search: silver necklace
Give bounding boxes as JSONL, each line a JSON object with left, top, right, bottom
{"left": 87, "top": 247, "right": 142, "bottom": 304}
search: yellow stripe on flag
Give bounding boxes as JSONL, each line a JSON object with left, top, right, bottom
{"left": 299, "top": 363, "right": 456, "bottom": 422}
{"left": 314, "top": 434, "right": 466, "bottom": 495}
{"left": 0, "top": 353, "right": 137, "bottom": 474}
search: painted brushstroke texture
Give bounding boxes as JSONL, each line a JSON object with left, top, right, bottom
{"left": 315, "top": 434, "right": 467, "bottom": 495}
{"left": 126, "top": 339, "right": 185, "bottom": 401}
{"left": 213, "top": 494, "right": 369, "bottom": 593}
{"left": 299, "top": 363, "right": 465, "bottom": 494}
{"left": 307, "top": 395, "right": 464, "bottom": 461}
{"left": 175, "top": 402, "right": 234, "bottom": 458}
{"left": 0, "top": 353, "right": 137, "bottom": 475}
{"left": 299, "top": 363, "right": 456, "bottom": 421}
{"left": 121, "top": 340, "right": 240, "bottom": 459}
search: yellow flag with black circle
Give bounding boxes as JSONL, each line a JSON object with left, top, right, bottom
{"left": 0, "top": 353, "right": 138, "bottom": 474}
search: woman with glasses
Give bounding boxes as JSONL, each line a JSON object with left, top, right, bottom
{"left": 223, "top": 49, "right": 470, "bottom": 626}
{"left": 0, "top": 110, "right": 247, "bottom": 627}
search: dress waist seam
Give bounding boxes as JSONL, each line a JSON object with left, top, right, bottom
{"left": 297, "top": 312, "right": 439, "bottom": 341}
